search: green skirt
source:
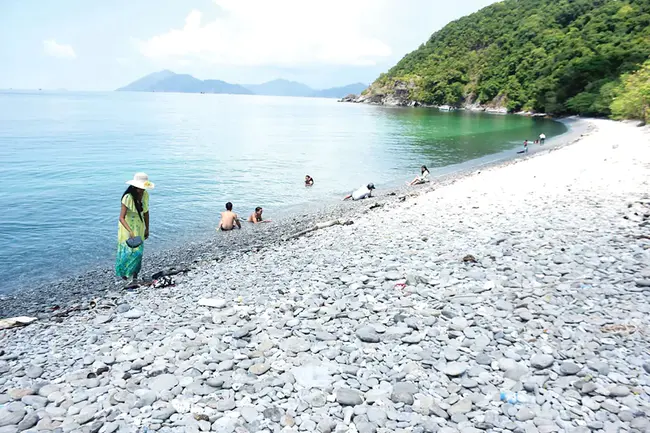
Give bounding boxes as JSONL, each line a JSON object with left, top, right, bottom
{"left": 115, "top": 242, "right": 144, "bottom": 278}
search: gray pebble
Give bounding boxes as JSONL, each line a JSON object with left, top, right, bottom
{"left": 560, "top": 361, "right": 582, "bottom": 375}
{"left": 530, "top": 354, "right": 554, "bottom": 369}
{"left": 356, "top": 326, "right": 381, "bottom": 343}
{"left": 336, "top": 388, "right": 363, "bottom": 406}
{"left": 443, "top": 362, "right": 467, "bottom": 377}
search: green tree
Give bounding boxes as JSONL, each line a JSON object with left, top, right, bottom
{"left": 611, "top": 59, "right": 650, "bottom": 124}
{"left": 367, "top": 0, "right": 650, "bottom": 117}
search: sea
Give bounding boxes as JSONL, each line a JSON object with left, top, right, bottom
{"left": 0, "top": 91, "right": 567, "bottom": 293}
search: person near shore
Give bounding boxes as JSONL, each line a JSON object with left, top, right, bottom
{"left": 540, "top": 133, "right": 546, "bottom": 144}
{"left": 218, "top": 202, "right": 241, "bottom": 231}
{"left": 343, "top": 183, "right": 376, "bottom": 200}
{"left": 524, "top": 140, "right": 529, "bottom": 153}
{"left": 248, "top": 207, "right": 270, "bottom": 224}
{"left": 305, "top": 175, "right": 314, "bottom": 186}
{"left": 408, "top": 165, "right": 431, "bottom": 186}
{"left": 116, "top": 172, "right": 154, "bottom": 283}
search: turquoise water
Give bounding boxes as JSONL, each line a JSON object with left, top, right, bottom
{"left": 0, "top": 91, "right": 566, "bottom": 292}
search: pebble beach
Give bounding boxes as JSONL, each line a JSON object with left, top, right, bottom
{"left": 1, "top": 118, "right": 649, "bottom": 433}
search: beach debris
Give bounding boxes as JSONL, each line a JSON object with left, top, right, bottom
{"left": 601, "top": 324, "right": 637, "bottom": 335}
{"left": 52, "top": 305, "right": 83, "bottom": 318}
{"left": 462, "top": 254, "right": 478, "bottom": 263}
{"left": 369, "top": 203, "right": 383, "bottom": 210}
{"left": 284, "top": 219, "right": 353, "bottom": 240}
{"left": 123, "top": 281, "right": 140, "bottom": 291}
{"left": 152, "top": 275, "right": 175, "bottom": 289}
{"left": 151, "top": 268, "right": 190, "bottom": 280}
{"left": 0, "top": 316, "right": 37, "bottom": 330}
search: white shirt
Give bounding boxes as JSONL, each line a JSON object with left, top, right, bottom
{"left": 351, "top": 185, "right": 372, "bottom": 200}
{"left": 540, "top": 133, "right": 546, "bottom": 139}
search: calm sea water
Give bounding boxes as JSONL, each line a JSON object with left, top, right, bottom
{"left": 0, "top": 91, "right": 566, "bottom": 292}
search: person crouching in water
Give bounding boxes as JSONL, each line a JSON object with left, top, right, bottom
{"left": 248, "top": 207, "right": 270, "bottom": 224}
{"left": 218, "top": 202, "right": 241, "bottom": 231}
{"left": 343, "top": 183, "right": 375, "bottom": 200}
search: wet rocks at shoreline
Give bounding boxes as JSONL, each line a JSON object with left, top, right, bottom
{"left": 0, "top": 120, "right": 649, "bottom": 432}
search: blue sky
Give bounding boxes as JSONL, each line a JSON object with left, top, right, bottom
{"left": 0, "top": 0, "right": 498, "bottom": 90}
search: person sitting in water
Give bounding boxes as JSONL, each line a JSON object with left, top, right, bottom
{"left": 343, "top": 183, "right": 376, "bottom": 200}
{"left": 305, "top": 175, "right": 314, "bottom": 186}
{"left": 248, "top": 207, "right": 270, "bottom": 224}
{"left": 218, "top": 202, "right": 241, "bottom": 231}
{"left": 408, "top": 165, "right": 430, "bottom": 186}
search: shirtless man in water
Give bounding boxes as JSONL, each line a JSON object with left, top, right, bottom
{"left": 218, "top": 202, "right": 241, "bottom": 231}
{"left": 248, "top": 207, "right": 266, "bottom": 224}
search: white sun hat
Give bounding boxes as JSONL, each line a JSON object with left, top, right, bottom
{"left": 126, "top": 172, "right": 155, "bottom": 190}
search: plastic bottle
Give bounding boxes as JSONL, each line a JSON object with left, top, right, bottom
{"left": 499, "top": 391, "right": 532, "bottom": 404}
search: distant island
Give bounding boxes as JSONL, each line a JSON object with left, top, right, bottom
{"left": 348, "top": 0, "right": 650, "bottom": 120}
{"left": 117, "top": 71, "right": 367, "bottom": 99}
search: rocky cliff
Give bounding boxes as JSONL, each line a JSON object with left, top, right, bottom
{"left": 340, "top": 79, "right": 509, "bottom": 114}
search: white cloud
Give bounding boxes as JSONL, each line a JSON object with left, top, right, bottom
{"left": 43, "top": 39, "right": 76, "bottom": 59}
{"left": 137, "top": 0, "right": 392, "bottom": 66}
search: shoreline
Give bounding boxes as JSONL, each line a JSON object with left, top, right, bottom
{"left": 1, "top": 119, "right": 649, "bottom": 433}
{"left": 0, "top": 117, "right": 588, "bottom": 319}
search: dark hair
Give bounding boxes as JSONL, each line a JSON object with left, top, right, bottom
{"left": 421, "top": 165, "right": 429, "bottom": 173}
{"left": 255, "top": 207, "right": 262, "bottom": 212}
{"left": 226, "top": 202, "right": 233, "bottom": 211}
{"left": 122, "top": 186, "right": 144, "bottom": 221}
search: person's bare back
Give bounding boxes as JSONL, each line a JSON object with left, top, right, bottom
{"left": 218, "top": 202, "right": 241, "bottom": 231}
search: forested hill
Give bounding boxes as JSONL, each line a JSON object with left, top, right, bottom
{"left": 360, "top": 0, "right": 650, "bottom": 116}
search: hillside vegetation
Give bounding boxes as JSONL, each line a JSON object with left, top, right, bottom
{"left": 611, "top": 59, "right": 650, "bottom": 124}
{"left": 367, "top": 0, "right": 650, "bottom": 116}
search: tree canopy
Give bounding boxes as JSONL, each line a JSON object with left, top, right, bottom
{"left": 369, "top": 0, "right": 650, "bottom": 116}
{"left": 611, "top": 59, "right": 650, "bottom": 124}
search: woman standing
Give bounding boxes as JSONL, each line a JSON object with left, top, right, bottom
{"left": 116, "top": 172, "right": 154, "bottom": 283}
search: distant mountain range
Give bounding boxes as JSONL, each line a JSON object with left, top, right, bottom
{"left": 244, "top": 79, "right": 314, "bottom": 97}
{"left": 117, "top": 70, "right": 252, "bottom": 95}
{"left": 116, "top": 71, "right": 367, "bottom": 99}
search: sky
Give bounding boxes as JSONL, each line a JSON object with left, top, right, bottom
{"left": 0, "top": 0, "right": 498, "bottom": 91}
